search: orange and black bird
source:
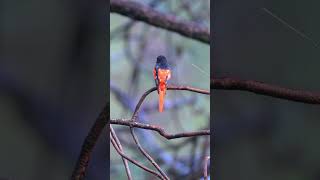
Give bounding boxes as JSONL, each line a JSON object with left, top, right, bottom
{"left": 153, "top": 55, "right": 171, "bottom": 112}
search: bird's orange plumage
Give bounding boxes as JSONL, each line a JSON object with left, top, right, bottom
{"left": 159, "top": 89, "right": 165, "bottom": 112}
{"left": 156, "top": 69, "right": 170, "bottom": 112}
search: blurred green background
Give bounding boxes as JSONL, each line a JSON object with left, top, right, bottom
{"left": 110, "top": 0, "right": 210, "bottom": 179}
{"left": 213, "top": 0, "right": 320, "bottom": 179}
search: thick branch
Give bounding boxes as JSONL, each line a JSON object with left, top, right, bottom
{"left": 212, "top": 78, "right": 320, "bottom": 104}
{"left": 110, "top": 0, "right": 210, "bottom": 44}
{"left": 111, "top": 119, "right": 210, "bottom": 139}
{"left": 71, "top": 104, "right": 108, "bottom": 180}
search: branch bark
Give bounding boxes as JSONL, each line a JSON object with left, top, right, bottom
{"left": 110, "top": 0, "right": 210, "bottom": 44}
{"left": 111, "top": 119, "right": 210, "bottom": 139}
{"left": 212, "top": 78, "right": 320, "bottom": 104}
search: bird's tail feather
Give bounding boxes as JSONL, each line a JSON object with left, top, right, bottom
{"left": 159, "top": 89, "right": 165, "bottom": 112}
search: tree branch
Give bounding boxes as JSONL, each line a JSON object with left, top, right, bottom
{"left": 110, "top": 126, "right": 132, "bottom": 180}
{"left": 127, "top": 85, "right": 209, "bottom": 179}
{"left": 212, "top": 78, "right": 320, "bottom": 104}
{"left": 110, "top": 119, "right": 210, "bottom": 139}
{"left": 111, "top": 83, "right": 193, "bottom": 175}
{"left": 129, "top": 127, "right": 169, "bottom": 179}
{"left": 71, "top": 104, "right": 108, "bottom": 180}
{"left": 110, "top": 0, "right": 210, "bottom": 44}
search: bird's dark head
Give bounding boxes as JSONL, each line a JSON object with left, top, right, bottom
{"left": 156, "top": 55, "right": 169, "bottom": 69}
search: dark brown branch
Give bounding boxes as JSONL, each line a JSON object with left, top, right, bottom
{"left": 110, "top": 134, "right": 164, "bottom": 179}
{"left": 110, "top": 119, "right": 210, "bottom": 139}
{"left": 110, "top": 126, "right": 132, "bottom": 180}
{"left": 71, "top": 104, "right": 108, "bottom": 180}
{"left": 110, "top": 0, "right": 210, "bottom": 44}
{"left": 211, "top": 78, "right": 320, "bottom": 104}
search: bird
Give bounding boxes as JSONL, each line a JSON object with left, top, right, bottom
{"left": 153, "top": 55, "right": 171, "bottom": 112}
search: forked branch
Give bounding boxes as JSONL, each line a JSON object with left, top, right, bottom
{"left": 111, "top": 119, "right": 210, "bottom": 139}
{"left": 110, "top": 126, "right": 132, "bottom": 180}
{"left": 110, "top": 133, "right": 164, "bottom": 179}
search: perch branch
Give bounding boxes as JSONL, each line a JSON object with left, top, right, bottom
{"left": 132, "top": 85, "right": 210, "bottom": 120}
{"left": 110, "top": 0, "right": 210, "bottom": 44}
{"left": 212, "top": 78, "right": 320, "bottom": 104}
{"left": 71, "top": 104, "right": 108, "bottom": 180}
{"left": 110, "top": 119, "right": 210, "bottom": 139}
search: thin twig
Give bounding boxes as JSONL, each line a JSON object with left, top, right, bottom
{"left": 110, "top": 0, "right": 210, "bottom": 44}
{"left": 129, "top": 128, "right": 169, "bottom": 179}
{"left": 71, "top": 104, "right": 108, "bottom": 180}
{"left": 212, "top": 78, "right": 320, "bottom": 104}
{"left": 110, "top": 134, "right": 164, "bottom": 179}
{"left": 110, "top": 119, "right": 210, "bottom": 139}
{"left": 110, "top": 126, "right": 132, "bottom": 180}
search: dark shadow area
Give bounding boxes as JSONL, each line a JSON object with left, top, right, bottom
{"left": 1, "top": 0, "right": 107, "bottom": 179}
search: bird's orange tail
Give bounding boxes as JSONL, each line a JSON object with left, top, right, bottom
{"left": 159, "top": 89, "right": 165, "bottom": 112}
